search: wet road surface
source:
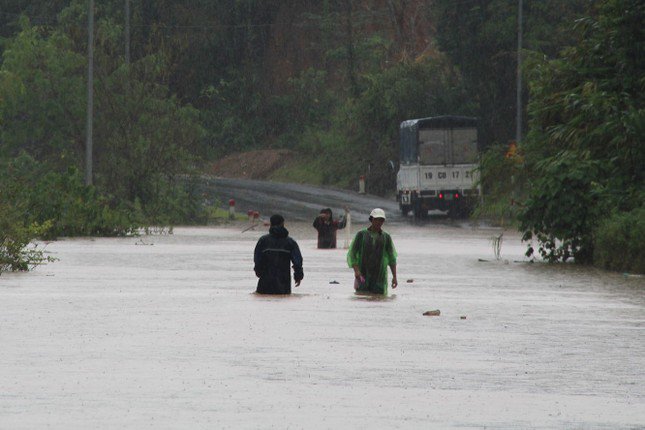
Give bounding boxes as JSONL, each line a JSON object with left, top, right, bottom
{"left": 1, "top": 219, "right": 643, "bottom": 429}
{"left": 200, "top": 177, "right": 406, "bottom": 223}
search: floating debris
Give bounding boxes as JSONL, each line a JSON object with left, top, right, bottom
{"left": 423, "top": 310, "right": 441, "bottom": 317}
{"left": 460, "top": 316, "right": 467, "bottom": 320}
{"left": 406, "top": 279, "right": 414, "bottom": 283}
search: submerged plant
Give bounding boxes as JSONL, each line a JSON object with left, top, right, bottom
{"left": 0, "top": 220, "right": 56, "bottom": 273}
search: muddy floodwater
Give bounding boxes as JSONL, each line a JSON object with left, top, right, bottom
{"left": 1, "top": 222, "right": 644, "bottom": 429}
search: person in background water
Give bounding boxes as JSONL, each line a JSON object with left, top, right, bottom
{"left": 253, "top": 214, "right": 303, "bottom": 294}
{"left": 347, "top": 208, "right": 397, "bottom": 295}
{"left": 313, "top": 207, "right": 348, "bottom": 249}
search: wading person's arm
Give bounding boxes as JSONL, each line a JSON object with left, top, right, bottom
{"left": 347, "top": 231, "right": 363, "bottom": 280}
{"left": 352, "top": 265, "right": 362, "bottom": 279}
{"left": 337, "top": 208, "right": 349, "bottom": 229}
{"left": 386, "top": 235, "right": 398, "bottom": 289}
{"left": 291, "top": 241, "right": 304, "bottom": 287}
{"left": 253, "top": 239, "right": 265, "bottom": 278}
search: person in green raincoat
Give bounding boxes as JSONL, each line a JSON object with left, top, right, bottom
{"left": 347, "top": 208, "right": 398, "bottom": 295}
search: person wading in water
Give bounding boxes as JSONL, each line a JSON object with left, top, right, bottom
{"left": 253, "top": 214, "right": 303, "bottom": 295}
{"left": 347, "top": 208, "right": 397, "bottom": 295}
{"left": 312, "top": 207, "right": 348, "bottom": 249}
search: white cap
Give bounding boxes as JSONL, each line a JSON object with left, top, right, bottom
{"left": 370, "top": 208, "right": 386, "bottom": 219}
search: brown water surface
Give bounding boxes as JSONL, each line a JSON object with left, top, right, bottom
{"left": 1, "top": 222, "right": 643, "bottom": 429}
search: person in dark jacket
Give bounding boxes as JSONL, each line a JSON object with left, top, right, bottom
{"left": 313, "top": 207, "right": 348, "bottom": 249}
{"left": 254, "top": 214, "right": 304, "bottom": 294}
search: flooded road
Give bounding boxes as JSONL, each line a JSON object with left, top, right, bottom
{"left": 200, "top": 177, "right": 406, "bottom": 223}
{"left": 1, "top": 219, "right": 643, "bottom": 429}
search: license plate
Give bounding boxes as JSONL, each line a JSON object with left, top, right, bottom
{"left": 444, "top": 193, "right": 453, "bottom": 200}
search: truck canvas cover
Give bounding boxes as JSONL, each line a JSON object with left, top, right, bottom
{"left": 399, "top": 116, "right": 478, "bottom": 164}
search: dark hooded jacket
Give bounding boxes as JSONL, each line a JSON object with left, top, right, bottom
{"left": 253, "top": 225, "right": 304, "bottom": 294}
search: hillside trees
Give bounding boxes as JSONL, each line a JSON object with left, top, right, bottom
{"left": 0, "top": 20, "right": 86, "bottom": 168}
{"left": 0, "top": 7, "right": 205, "bottom": 235}
{"left": 432, "top": 0, "right": 593, "bottom": 148}
{"left": 2, "top": 0, "right": 640, "bottom": 272}
{"left": 334, "top": 57, "right": 474, "bottom": 193}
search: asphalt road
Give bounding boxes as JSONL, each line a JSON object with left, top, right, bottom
{"left": 200, "top": 176, "right": 405, "bottom": 223}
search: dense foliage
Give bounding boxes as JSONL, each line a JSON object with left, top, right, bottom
{"left": 1, "top": 0, "right": 641, "bottom": 272}
{"left": 594, "top": 207, "right": 645, "bottom": 273}
{"left": 0, "top": 204, "right": 54, "bottom": 273}
{"left": 290, "top": 58, "right": 475, "bottom": 191}
{"left": 432, "top": 0, "right": 592, "bottom": 149}
{"left": 1, "top": 0, "right": 595, "bottom": 192}
{"left": 518, "top": 0, "right": 644, "bottom": 270}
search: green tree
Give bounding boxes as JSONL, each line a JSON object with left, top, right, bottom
{"left": 0, "top": 153, "right": 140, "bottom": 237}
{"left": 1, "top": 12, "right": 205, "bottom": 227}
{"left": 519, "top": 0, "right": 644, "bottom": 263}
{"left": 0, "top": 19, "right": 86, "bottom": 168}
{"left": 432, "top": 0, "right": 593, "bottom": 147}
{"left": 305, "top": 57, "right": 473, "bottom": 193}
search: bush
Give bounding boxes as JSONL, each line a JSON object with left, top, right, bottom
{"left": 518, "top": 150, "right": 606, "bottom": 263}
{"left": 0, "top": 204, "right": 54, "bottom": 273}
{"left": 0, "top": 154, "right": 140, "bottom": 238}
{"left": 594, "top": 207, "right": 645, "bottom": 274}
{"left": 474, "top": 144, "right": 524, "bottom": 225}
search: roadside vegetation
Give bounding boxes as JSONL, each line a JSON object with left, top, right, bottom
{"left": 518, "top": 0, "right": 643, "bottom": 272}
{"left": 0, "top": 0, "right": 642, "bottom": 273}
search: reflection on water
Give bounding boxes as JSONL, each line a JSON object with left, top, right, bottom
{"left": 250, "top": 291, "right": 401, "bottom": 302}
{"left": 251, "top": 292, "right": 313, "bottom": 299}
{"left": 351, "top": 292, "right": 397, "bottom": 302}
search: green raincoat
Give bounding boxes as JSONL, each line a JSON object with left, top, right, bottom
{"left": 347, "top": 228, "right": 397, "bottom": 294}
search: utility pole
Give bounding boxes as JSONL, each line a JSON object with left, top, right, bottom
{"left": 515, "top": 0, "right": 523, "bottom": 143}
{"left": 345, "top": 0, "right": 358, "bottom": 97}
{"left": 85, "top": 0, "right": 94, "bottom": 186}
{"left": 125, "top": 0, "right": 130, "bottom": 66}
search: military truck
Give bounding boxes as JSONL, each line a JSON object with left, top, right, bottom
{"left": 396, "top": 116, "right": 481, "bottom": 218}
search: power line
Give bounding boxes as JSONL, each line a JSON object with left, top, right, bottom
{"left": 1, "top": 1, "right": 518, "bottom": 33}
{"left": 0, "top": 11, "right": 279, "bottom": 29}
